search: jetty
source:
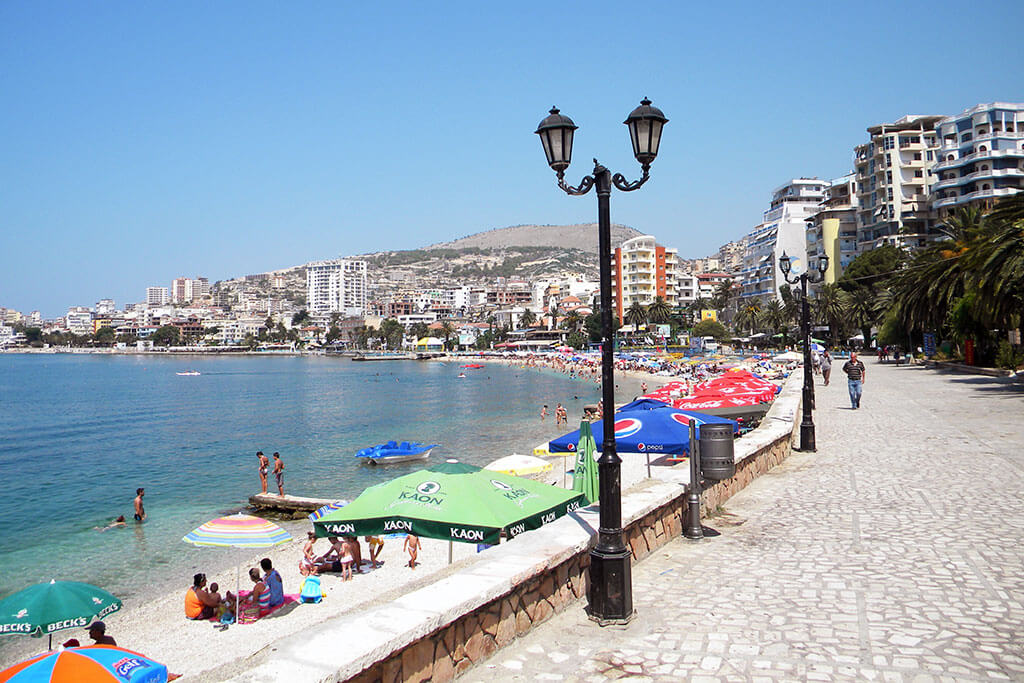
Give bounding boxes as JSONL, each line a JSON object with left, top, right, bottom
{"left": 248, "top": 493, "right": 338, "bottom": 516}
{"left": 351, "top": 353, "right": 417, "bottom": 361}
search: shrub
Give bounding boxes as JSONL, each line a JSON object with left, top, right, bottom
{"left": 995, "top": 341, "right": 1024, "bottom": 370}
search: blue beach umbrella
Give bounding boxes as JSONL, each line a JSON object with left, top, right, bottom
{"left": 548, "top": 399, "right": 738, "bottom": 457}
{"left": 308, "top": 501, "right": 349, "bottom": 522}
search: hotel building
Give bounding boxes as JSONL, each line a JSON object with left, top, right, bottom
{"left": 306, "top": 259, "right": 368, "bottom": 316}
{"left": 931, "top": 103, "right": 1024, "bottom": 217}
{"left": 611, "top": 235, "right": 679, "bottom": 323}
{"left": 853, "top": 115, "right": 943, "bottom": 253}
{"left": 806, "top": 173, "right": 859, "bottom": 296}
{"left": 739, "top": 179, "right": 827, "bottom": 305}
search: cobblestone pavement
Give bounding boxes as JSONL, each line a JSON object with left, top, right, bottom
{"left": 463, "top": 364, "right": 1024, "bottom": 682}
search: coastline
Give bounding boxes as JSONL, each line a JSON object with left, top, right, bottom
{"left": 0, "top": 357, "right": 653, "bottom": 679}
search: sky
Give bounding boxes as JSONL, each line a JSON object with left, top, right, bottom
{"left": 2, "top": 1, "right": 1023, "bottom": 317}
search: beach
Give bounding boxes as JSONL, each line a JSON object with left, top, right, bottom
{"left": 0, "top": 356, "right": 656, "bottom": 678}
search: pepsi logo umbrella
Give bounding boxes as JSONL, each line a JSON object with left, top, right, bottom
{"left": 548, "top": 399, "right": 738, "bottom": 456}
{"left": 0, "top": 645, "right": 167, "bottom": 683}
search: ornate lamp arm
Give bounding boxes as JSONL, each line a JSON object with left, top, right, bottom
{"left": 557, "top": 169, "right": 596, "bottom": 196}
{"left": 612, "top": 165, "right": 651, "bottom": 192}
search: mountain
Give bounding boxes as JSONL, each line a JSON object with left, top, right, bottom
{"left": 425, "top": 223, "right": 644, "bottom": 253}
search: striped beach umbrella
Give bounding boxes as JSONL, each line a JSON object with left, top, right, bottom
{"left": 0, "top": 645, "right": 167, "bottom": 683}
{"left": 308, "top": 501, "right": 349, "bottom": 522}
{"left": 182, "top": 513, "right": 291, "bottom": 548}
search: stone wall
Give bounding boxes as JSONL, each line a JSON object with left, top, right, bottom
{"left": 226, "top": 373, "right": 801, "bottom": 683}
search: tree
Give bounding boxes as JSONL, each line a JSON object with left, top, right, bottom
{"left": 519, "top": 309, "right": 537, "bottom": 329}
{"left": 838, "top": 245, "right": 903, "bottom": 294}
{"left": 624, "top": 301, "right": 647, "bottom": 330}
{"left": 735, "top": 301, "right": 761, "bottom": 335}
{"left": 151, "top": 325, "right": 181, "bottom": 346}
{"left": 814, "top": 283, "right": 849, "bottom": 347}
{"left": 439, "top": 320, "right": 457, "bottom": 350}
{"left": 291, "top": 309, "right": 311, "bottom": 327}
{"left": 379, "top": 319, "right": 405, "bottom": 349}
{"left": 92, "top": 326, "right": 116, "bottom": 346}
{"left": 759, "top": 300, "right": 785, "bottom": 338}
{"left": 547, "top": 303, "right": 561, "bottom": 330}
{"left": 647, "top": 296, "right": 672, "bottom": 325}
{"left": 24, "top": 327, "right": 43, "bottom": 344}
{"left": 562, "top": 310, "right": 583, "bottom": 333}
{"left": 691, "top": 319, "right": 730, "bottom": 343}
{"left": 711, "top": 279, "right": 733, "bottom": 312}
{"left": 408, "top": 322, "right": 429, "bottom": 342}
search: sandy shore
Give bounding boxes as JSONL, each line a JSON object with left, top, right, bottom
{"left": 0, "top": 360, "right": 659, "bottom": 679}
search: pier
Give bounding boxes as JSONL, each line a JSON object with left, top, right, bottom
{"left": 248, "top": 493, "right": 338, "bottom": 517}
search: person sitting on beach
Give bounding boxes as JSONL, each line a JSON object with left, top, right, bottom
{"left": 185, "top": 573, "right": 232, "bottom": 620}
{"left": 240, "top": 567, "right": 270, "bottom": 616}
{"left": 87, "top": 621, "right": 116, "bottom": 646}
{"left": 260, "top": 558, "right": 284, "bottom": 607}
{"left": 344, "top": 536, "right": 364, "bottom": 573}
{"left": 207, "top": 582, "right": 235, "bottom": 620}
{"left": 300, "top": 531, "right": 320, "bottom": 576}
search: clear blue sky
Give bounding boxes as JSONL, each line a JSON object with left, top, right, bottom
{"left": 3, "top": 1, "right": 1022, "bottom": 317}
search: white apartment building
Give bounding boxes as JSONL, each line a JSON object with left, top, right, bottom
{"left": 65, "top": 306, "right": 93, "bottom": 335}
{"left": 146, "top": 287, "right": 170, "bottom": 306}
{"left": 806, "top": 173, "right": 859, "bottom": 297}
{"left": 95, "top": 299, "right": 116, "bottom": 315}
{"left": 854, "top": 115, "right": 943, "bottom": 252}
{"left": 932, "top": 102, "right": 1024, "bottom": 217}
{"left": 171, "top": 278, "right": 192, "bottom": 304}
{"left": 740, "top": 179, "right": 827, "bottom": 305}
{"left": 612, "top": 235, "right": 679, "bottom": 323}
{"left": 306, "top": 259, "right": 368, "bottom": 316}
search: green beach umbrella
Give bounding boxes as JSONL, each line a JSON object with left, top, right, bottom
{"left": 0, "top": 579, "right": 122, "bottom": 649}
{"left": 313, "top": 460, "right": 584, "bottom": 546}
{"left": 573, "top": 421, "right": 600, "bottom": 505}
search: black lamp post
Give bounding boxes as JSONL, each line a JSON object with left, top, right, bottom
{"left": 778, "top": 251, "right": 829, "bottom": 452}
{"left": 535, "top": 98, "right": 667, "bottom": 626}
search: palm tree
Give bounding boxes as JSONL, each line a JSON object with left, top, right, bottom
{"left": 814, "top": 283, "right": 849, "bottom": 347}
{"left": 439, "top": 320, "right": 457, "bottom": 351}
{"left": 845, "top": 286, "right": 877, "bottom": 347}
{"left": 624, "top": 301, "right": 648, "bottom": 331}
{"left": 519, "top": 309, "right": 537, "bottom": 329}
{"left": 547, "top": 303, "right": 561, "bottom": 330}
{"left": 735, "top": 301, "right": 761, "bottom": 335}
{"left": 759, "top": 300, "right": 784, "bottom": 339}
{"left": 711, "top": 279, "right": 733, "bottom": 312}
{"left": 562, "top": 310, "right": 583, "bottom": 333}
{"left": 647, "top": 296, "right": 672, "bottom": 325}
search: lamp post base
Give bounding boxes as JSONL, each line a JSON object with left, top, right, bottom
{"left": 799, "top": 420, "right": 816, "bottom": 452}
{"left": 586, "top": 547, "right": 635, "bottom": 625}
{"left": 683, "top": 489, "right": 704, "bottom": 540}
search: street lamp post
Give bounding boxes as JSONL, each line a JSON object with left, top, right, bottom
{"left": 535, "top": 99, "right": 667, "bottom": 625}
{"left": 778, "top": 252, "right": 829, "bottom": 452}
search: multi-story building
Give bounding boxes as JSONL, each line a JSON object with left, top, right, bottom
{"left": 931, "top": 102, "right": 1024, "bottom": 218}
{"left": 306, "top": 259, "right": 368, "bottom": 316}
{"left": 611, "top": 235, "right": 679, "bottom": 323}
{"left": 146, "top": 287, "right": 170, "bottom": 306}
{"left": 696, "top": 272, "right": 732, "bottom": 300}
{"left": 806, "top": 173, "right": 859, "bottom": 296}
{"left": 716, "top": 239, "right": 747, "bottom": 277}
{"left": 95, "top": 299, "right": 116, "bottom": 315}
{"left": 171, "top": 277, "right": 193, "bottom": 304}
{"left": 739, "top": 179, "right": 827, "bottom": 305}
{"left": 853, "top": 115, "right": 943, "bottom": 252}
{"left": 65, "top": 307, "right": 93, "bottom": 335}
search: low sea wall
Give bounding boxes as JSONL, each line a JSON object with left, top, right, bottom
{"left": 226, "top": 373, "right": 801, "bottom": 683}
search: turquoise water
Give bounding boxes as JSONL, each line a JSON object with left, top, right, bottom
{"left": 0, "top": 354, "right": 607, "bottom": 603}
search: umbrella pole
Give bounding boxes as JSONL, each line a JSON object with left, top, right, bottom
{"left": 563, "top": 456, "right": 567, "bottom": 488}
{"left": 646, "top": 451, "right": 651, "bottom": 479}
{"left": 448, "top": 541, "right": 453, "bottom": 565}
{"left": 49, "top": 633, "right": 52, "bottom": 650}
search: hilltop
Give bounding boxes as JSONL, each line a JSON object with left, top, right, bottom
{"left": 426, "top": 223, "right": 643, "bottom": 253}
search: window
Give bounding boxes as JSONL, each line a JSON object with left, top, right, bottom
{"left": 927, "top": 151, "right": 934, "bottom": 161}
{"left": 884, "top": 136, "right": 895, "bottom": 150}
{"left": 886, "top": 171, "right": 893, "bottom": 183}
{"left": 913, "top": 153, "right": 921, "bottom": 161}
{"left": 887, "top": 189, "right": 894, "bottom": 201}
{"left": 914, "top": 170, "right": 923, "bottom": 178}
{"left": 961, "top": 133, "right": 973, "bottom": 143}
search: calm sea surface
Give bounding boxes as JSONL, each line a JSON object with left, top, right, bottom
{"left": 0, "top": 354, "right": 609, "bottom": 602}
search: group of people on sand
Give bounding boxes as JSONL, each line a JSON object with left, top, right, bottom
{"left": 185, "top": 558, "right": 285, "bottom": 622}
{"left": 256, "top": 451, "right": 285, "bottom": 496}
{"left": 301, "top": 531, "right": 421, "bottom": 578}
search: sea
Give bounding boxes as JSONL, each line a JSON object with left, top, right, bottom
{"left": 0, "top": 353, "right": 621, "bottom": 606}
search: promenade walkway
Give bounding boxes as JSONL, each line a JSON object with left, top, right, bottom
{"left": 464, "top": 363, "right": 1024, "bottom": 681}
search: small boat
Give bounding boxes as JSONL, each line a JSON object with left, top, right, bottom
{"left": 355, "top": 441, "right": 438, "bottom": 465}
{"left": 460, "top": 364, "right": 485, "bottom": 369}
{"left": 457, "top": 373, "right": 467, "bottom": 378}
{"left": 176, "top": 371, "right": 201, "bottom": 376}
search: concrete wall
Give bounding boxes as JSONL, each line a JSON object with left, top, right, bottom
{"left": 227, "top": 373, "right": 801, "bottom": 683}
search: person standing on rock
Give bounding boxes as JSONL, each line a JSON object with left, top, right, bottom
{"left": 842, "top": 351, "right": 866, "bottom": 409}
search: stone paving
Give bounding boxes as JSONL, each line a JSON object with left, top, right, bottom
{"left": 462, "top": 363, "right": 1024, "bottom": 682}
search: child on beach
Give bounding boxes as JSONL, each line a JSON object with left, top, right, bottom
{"left": 366, "top": 535, "right": 384, "bottom": 568}
{"left": 300, "top": 531, "right": 319, "bottom": 576}
{"left": 540, "top": 405, "right": 548, "bottom": 422}
{"left": 404, "top": 534, "right": 420, "bottom": 569}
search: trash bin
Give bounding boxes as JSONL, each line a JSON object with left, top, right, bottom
{"left": 698, "top": 424, "right": 735, "bottom": 481}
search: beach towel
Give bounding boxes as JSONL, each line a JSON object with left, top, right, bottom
{"left": 228, "top": 592, "right": 300, "bottom": 620}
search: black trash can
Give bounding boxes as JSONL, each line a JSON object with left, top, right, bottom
{"left": 698, "top": 424, "right": 735, "bottom": 481}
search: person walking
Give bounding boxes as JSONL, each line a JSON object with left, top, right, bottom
{"left": 272, "top": 452, "right": 285, "bottom": 496}
{"left": 820, "top": 350, "right": 832, "bottom": 386}
{"left": 842, "top": 351, "right": 867, "bottom": 409}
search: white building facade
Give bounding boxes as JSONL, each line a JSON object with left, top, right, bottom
{"left": 740, "top": 179, "right": 827, "bottom": 305}
{"left": 306, "top": 259, "right": 368, "bottom": 316}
